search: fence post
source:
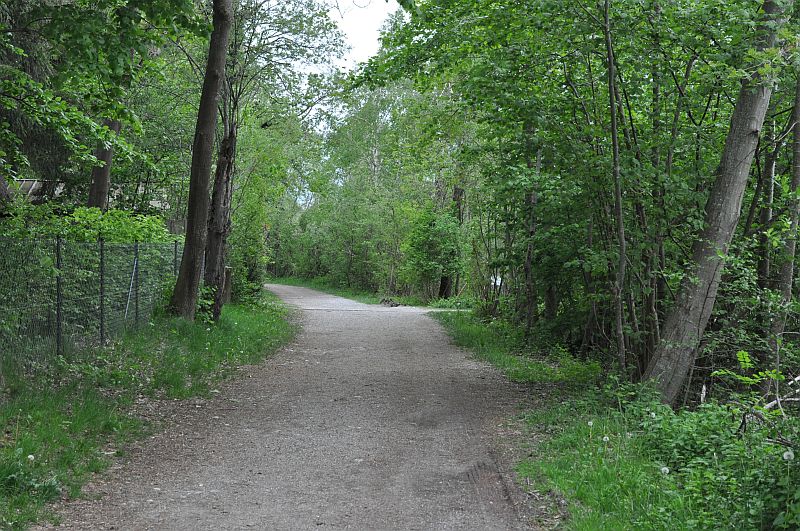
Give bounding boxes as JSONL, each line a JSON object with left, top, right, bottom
{"left": 99, "top": 238, "right": 105, "bottom": 345}
{"left": 134, "top": 242, "right": 139, "bottom": 327}
{"left": 173, "top": 240, "right": 178, "bottom": 276}
{"left": 56, "top": 236, "right": 63, "bottom": 357}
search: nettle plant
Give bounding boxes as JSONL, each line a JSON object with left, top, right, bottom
{"left": 712, "top": 350, "right": 785, "bottom": 391}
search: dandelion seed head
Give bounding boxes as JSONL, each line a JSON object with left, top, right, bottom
{"left": 660, "top": 466, "right": 669, "bottom": 475}
{"left": 784, "top": 450, "right": 795, "bottom": 461}
{"left": 587, "top": 421, "right": 593, "bottom": 427}
{"left": 27, "top": 454, "right": 34, "bottom": 462}
{"left": 602, "top": 436, "right": 610, "bottom": 442}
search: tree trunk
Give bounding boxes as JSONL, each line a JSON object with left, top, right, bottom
{"left": 0, "top": 175, "right": 12, "bottom": 205}
{"left": 87, "top": 118, "right": 122, "bottom": 211}
{"left": 438, "top": 275, "right": 453, "bottom": 299}
{"left": 170, "top": 0, "right": 233, "bottom": 320}
{"left": 523, "top": 125, "right": 540, "bottom": 336}
{"left": 643, "top": 0, "right": 791, "bottom": 404}
{"left": 603, "top": 0, "right": 627, "bottom": 370}
{"left": 766, "top": 75, "right": 800, "bottom": 396}
{"left": 757, "top": 131, "right": 777, "bottom": 288}
{"left": 205, "top": 126, "right": 237, "bottom": 321}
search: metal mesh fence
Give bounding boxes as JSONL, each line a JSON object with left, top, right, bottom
{"left": 0, "top": 237, "right": 182, "bottom": 372}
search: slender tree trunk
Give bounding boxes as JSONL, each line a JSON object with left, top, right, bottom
{"left": 87, "top": 119, "right": 122, "bottom": 211}
{"left": 0, "top": 175, "right": 12, "bottom": 205}
{"left": 643, "top": 0, "right": 792, "bottom": 404}
{"left": 757, "top": 143, "right": 776, "bottom": 288}
{"left": 767, "top": 75, "right": 800, "bottom": 396}
{"left": 604, "top": 0, "right": 627, "bottom": 370}
{"left": 523, "top": 126, "right": 540, "bottom": 335}
{"left": 170, "top": 0, "right": 233, "bottom": 319}
{"left": 205, "top": 126, "right": 237, "bottom": 321}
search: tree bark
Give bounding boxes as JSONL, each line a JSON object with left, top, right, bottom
{"left": 643, "top": 0, "right": 792, "bottom": 404}
{"left": 204, "top": 126, "right": 237, "bottom": 321}
{"left": 766, "top": 75, "right": 800, "bottom": 396}
{"left": 87, "top": 118, "right": 122, "bottom": 211}
{"left": 170, "top": 0, "right": 233, "bottom": 320}
{"left": 0, "top": 175, "right": 12, "bottom": 206}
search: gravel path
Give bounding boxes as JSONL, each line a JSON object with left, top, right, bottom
{"left": 40, "top": 285, "right": 537, "bottom": 530}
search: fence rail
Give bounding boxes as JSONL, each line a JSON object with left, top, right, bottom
{"left": 0, "top": 237, "right": 183, "bottom": 371}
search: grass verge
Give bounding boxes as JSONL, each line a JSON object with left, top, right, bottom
{"left": 431, "top": 311, "right": 600, "bottom": 386}
{"left": 0, "top": 292, "right": 296, "bottom": 529}
{"left": 431, "top": 310, "right": 800, "bottom": 530}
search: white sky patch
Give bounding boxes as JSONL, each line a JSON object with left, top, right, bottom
{"left": 330, "top": 0, "right": 399, "bottom": 69}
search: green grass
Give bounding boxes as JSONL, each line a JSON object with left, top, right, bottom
{"left": 0, "top": 292, "right": 296, "bottom": 529}
{"left": 517, "top": 399, "right": 690, "bottom": 530}
{"left": 431, "top": 311, "right": 600, "bottom": 385}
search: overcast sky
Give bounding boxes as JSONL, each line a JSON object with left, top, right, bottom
{"left": 329, "top": 0, "right": 399, "bottom": 68}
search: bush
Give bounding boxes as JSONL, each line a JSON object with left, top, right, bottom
{"left": 0, "top": 204, "right": 174, "bottom": 242}
{"left": 633, "top": 399, "right": 800, "bottom": 529}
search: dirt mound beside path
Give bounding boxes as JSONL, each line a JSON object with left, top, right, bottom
{"left": 38, "top": 284, "right": 544, "bottom": 530}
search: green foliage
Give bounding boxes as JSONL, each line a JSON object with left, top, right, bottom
{"left": 635, "top": 399, "right": 799, "bottom": 529}
{"left": 0, "top": 205, "right": 173, "bottom": 242}
{"left": 195, "top": 284, "right": 216, "bottom": 325}
{"left": 432, "top": 310, "right": 601, "bottom": 386}
{"left": 402, "top": 207, "right": 464, "bottom": 291}
{"left": 517, "top": 383, "right": 800, "bottom": 530}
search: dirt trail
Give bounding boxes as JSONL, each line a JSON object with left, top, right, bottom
{"left": 40, "top": 285, "right": 537, "bottom": 530}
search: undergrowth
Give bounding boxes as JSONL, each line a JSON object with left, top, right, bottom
{"left": 431, "top": 311, "right": 601, "bottom": 386}
{"left": 435, "top": 310, "right": 800, "bottom": 530}
{"left": 0, "top": 292, "right": 295, "bottom": 529}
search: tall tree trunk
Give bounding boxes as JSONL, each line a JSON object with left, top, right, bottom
{"left": 204, "top": 126, "right": 237, "bottom": 321}
{"left": 603, "top": 0, "right": 627, "bottom": 370}
{"left": 766, "top": 75, "right": 800, "bottom": 397}
{"left": 170, "top": 0, "right": 233, "bottom": 320}
{"left": 643, "top": 0, "right": 791, "bottom": 404}
{"left": 87, "top": 119, "right": 122, "bottom": 211}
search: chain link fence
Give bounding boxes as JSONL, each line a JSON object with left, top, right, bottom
{"left": 0, "top": 237, "right": 183, "bottom": 372}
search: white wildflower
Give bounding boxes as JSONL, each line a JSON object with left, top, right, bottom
{"left": 660, "top": 466, "right": 670, "bottom": 475}
{"left": 602, "top": 436, "right": 610, "bottom": 442}
{"left": 587, "top": 421, "right": 593, "bottom": 427}
{"left": 650, "top": 412, "right": 657, "bottom": 419}
{"left": 27, "top": 454, "right": 34, "bottom": 462}
{"left": 784, "top": 449, "right": 795, "bottom": 461}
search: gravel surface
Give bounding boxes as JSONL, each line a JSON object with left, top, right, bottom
{"left": 39, "top": 285, "right": 543, "bottom": 530}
